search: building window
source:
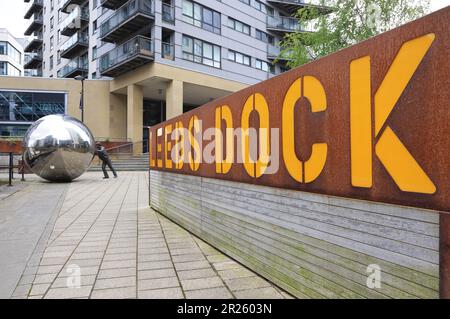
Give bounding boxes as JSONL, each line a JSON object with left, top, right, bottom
{"left": 0, "top": 41, "right": 22, "bottom": 64}
{"left": 228, "top": 50, "right": 251, "bottom": 66}
{"left": 256, "top": 29, "right": 274, "bottom": 45}
{"left": 182, "top": 35, "right": 221, "bottom": 68}
{"left": 92, "top": 72, "right": 97, "bottom": 79}
{"left": 254, "top": 1, "right": 274, "bottom": 16}
{"left": 0, "top": 62, "right": 21, "bottom": 76}
{"left": 50, "top": 17, "right": 54, "bottom": 30}
{"left": 93, "top": 19, "right": 98, "bottom": 35}
{"left": 51, "top": 0, "right": 54, "bottom": 11}
{"left": 256, "top": 59, "right": 274, "bottom": 73}
{"left": 50, "top": 36, "right": 54, "bottom": 50}
{"left": 227, "top": 17, "right": 250, "bottom": 35}
{"left": 182, "top": 0, "right": 221, "bottom": 34}
{"left": 92, "top": 46, "right": 97, "bottom": 60}
{"left": 0, "top": 90, "right": 66, "bottom": 137}
{"left": 49, "top": 55, "right": 54, "bottom": 70}
{"left": 57, "top": 50, "right": 61, "bottom": 64}
{"left": 239, "top": 0, "right": 250, "bottom": 5}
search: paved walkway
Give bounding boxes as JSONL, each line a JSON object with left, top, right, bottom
{"left": 0, "top": 172, "right": 291, "bottom": 299}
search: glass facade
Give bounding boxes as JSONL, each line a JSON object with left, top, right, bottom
{"left": 0, "top": 62, "right": 21, "bottom": 76}
{"left": 0, "top": 41, "right": 22, "bottom": 64}
{"left": 0, "top": 90, "right": 66, "bottom": 136}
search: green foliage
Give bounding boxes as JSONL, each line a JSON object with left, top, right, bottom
{"left": 279, "top": 0, "right": 430, "bottom": 68}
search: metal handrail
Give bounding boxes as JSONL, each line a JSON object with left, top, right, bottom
{"left": 0, "top": 152, "right": 26, "bottom": 185}
{"left": 102, "top": 139, "right": 148, "bottom": 152}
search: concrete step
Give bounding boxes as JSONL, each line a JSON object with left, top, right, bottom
{"left": 89, "top": 167, "right": 148, "bottom": 172}
{"left": 89, "top": 153, "right": 149, "bottom": 172}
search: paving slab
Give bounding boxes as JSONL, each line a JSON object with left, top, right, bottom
{"left": 2, "top": 172, "right": 291, "bottom": 299}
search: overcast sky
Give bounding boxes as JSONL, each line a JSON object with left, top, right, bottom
{"left": 0, "top": 0, "right": 448, "bottom": 39}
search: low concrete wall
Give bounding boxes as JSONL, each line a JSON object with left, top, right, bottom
{"left": 149, "top": 170, "right": 440, "bottom": 299}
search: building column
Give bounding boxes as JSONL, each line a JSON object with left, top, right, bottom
{"left": 166, "top": 79, "right": 183, "bottom": 120}
{"left": 127, "top": 84, "right": 143, "bottom": 154}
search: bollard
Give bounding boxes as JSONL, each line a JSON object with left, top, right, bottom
{"left": 21, "top": 154, "right": 25, "bottom": 181}
{"left": 8, "top": 152, "right": 13, "bottom": 187}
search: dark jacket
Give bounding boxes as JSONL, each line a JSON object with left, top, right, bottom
{"left": 96, "top": 146, "right": 109, "bottom": 162}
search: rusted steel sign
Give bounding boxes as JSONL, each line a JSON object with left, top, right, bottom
{"left": 149, "top": 7, "right": 450, "bottom": 212}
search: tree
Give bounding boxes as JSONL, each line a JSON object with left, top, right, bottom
{"left": 279, "top": 0, "right": 430, "bottom": 68}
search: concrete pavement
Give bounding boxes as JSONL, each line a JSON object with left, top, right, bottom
{"left": 0, "top": 172, "right": 291, "bottom": 299}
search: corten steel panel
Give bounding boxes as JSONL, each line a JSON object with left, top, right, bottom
{"left": 441, "top": 214, "right": 450, "bottom": 298}
{"left": 150, "top": 7, "right": 450, "bottom": 212}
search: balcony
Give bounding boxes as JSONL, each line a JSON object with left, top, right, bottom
{"left": 161, "top": 42, "right": 174, "bottom": 60}
{"left": 57, "top": 58, "right": 88, "bottom": 78}
{"left": 61, "top": 0, "right": 88, "bottom": 14}
{"left": 25, "top": 69, "right": 43, "bottom": 77}
{"left": 60, "top": 32, "right": 89, "bottom": 59}
{"left": 162, "top": 3, "right": 175, "bottom": 23}
{"left": 100, "top": 0, "right": 154, "bottom": 43}
{"left": 266, "top": 16, "right": 315, "bottom": 33}
{"left": 267, "top": 44, "right": 293, "bottom": 61}
{"left": 24, "top": 35, "right": 43, "bottom": 52}
{"left": 267, "top": 44, "right": 281, "bottom": 60}
{"left": 24, "top": 16, "right": 43, "bottom": 36}
{"left": 266, "top": 0, "right": 333, "bottom": 15}
{"left": 60, "top": 6, "right": 89, "bottom": 37}
{"left": 24, "top": 53, "right": 43, "bottom": 69}
{"left": 100, "top": 36, "right": 154, "bottom": 77}
{"left": 24, "top": 0, "right": 43, "bottom": 19}
{"left": 101, "top": 0, "right": 127, "bottom": 10}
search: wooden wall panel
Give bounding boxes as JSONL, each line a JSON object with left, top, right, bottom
{"left": 150, "top": 170, "right": 440, "bottom": 299}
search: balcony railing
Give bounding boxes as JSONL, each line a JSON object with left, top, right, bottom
{"left": 268, "top": 0, "right": 327, "bottom": 5}
{"left": 100, "top": 36, "right": 154, "bottom": 77}
{"left": 101, "top": 0, "right": 127, "bottom": 10}
{"left": 60, "top": 0, "right": 88, "bottom": 14}
{"left": 162, "top": 42, "right": 175, "bottom": 60}
{"left": 266, "top": 0, "right": 332, "bottom": 15}
{"left": 24, "top": 0, "right": 44, "bottom": 20}
{"left": 267, "top": 44, "right": 293, "bottom": 61}
{"left": 162, "top": 3, "right": 175, "bottom": 23}
{"left": 60, "top": 6, "right": 89, "bottom": 36}
{"left": 24, "top": 52, "right": 43, "bottom": 69}
{"left": 100, "top": 0, "right": 154, "bottom": 43}
{"left": 24, "top": 16, "right": 43, "bottom": 36}
{"left": 267, "top": 44, "right": 281, "bottom": 59}
{"left": 24, "top": 69, "right": 43, "bottom": 77}
{"left": 24, "top": 34, "right": 43, "bottom": 52}
{"left": 57, "top": 58, "right": 88, "bottom": 78}
{"left": 266, "top": 16, "right": 315, "bottom": 33}
{"left": 60, "top": 32, "right": 89, "bottom": 59}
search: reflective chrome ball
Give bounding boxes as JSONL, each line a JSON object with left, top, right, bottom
{"left": 23, "top": 115, "right": 95, "bottom": 182}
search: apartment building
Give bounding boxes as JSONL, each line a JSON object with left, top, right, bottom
{"left": 24, "top": 0, "right": 327, "bottom": 82}
{"left": 18, "top": 0, "right": 329, "bottom": 152}
{"left": 0, "top": 29, "right": 25, "bottom": 77}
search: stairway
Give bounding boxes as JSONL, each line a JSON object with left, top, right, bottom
{"left": 89, "top": 153, "right": 149, "bottom": 172}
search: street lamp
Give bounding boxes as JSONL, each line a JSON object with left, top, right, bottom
{"left": 74, "top": 75, "right": 86, "bottom": 122}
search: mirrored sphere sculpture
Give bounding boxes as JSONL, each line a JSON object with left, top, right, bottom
{"left": 23, "top": 115, "right": 96, "bottom": 182}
